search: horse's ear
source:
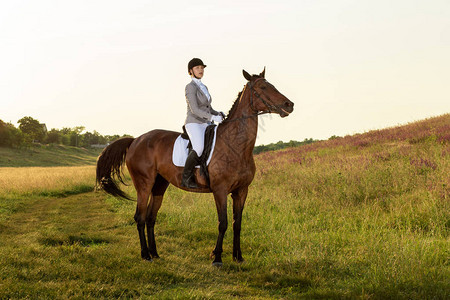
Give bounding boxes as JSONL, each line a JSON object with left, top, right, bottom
{"left": 260, "top": 67, "right": 265, "bottom": 78}
{"left": 243, "top": 70, "right": 252, "bottom": 81}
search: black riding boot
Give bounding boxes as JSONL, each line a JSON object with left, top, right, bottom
{"left": 181, "top": 150, "right": 199, "bottom": 189}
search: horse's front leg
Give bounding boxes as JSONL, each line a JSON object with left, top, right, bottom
{"left": 211, "top": 190, "right": 228, "bottom": 266}
{"left": 231, "top": 186, "right": 248, "bottom": 262}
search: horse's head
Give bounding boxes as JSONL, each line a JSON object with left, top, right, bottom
{"left": 243, "top": 68, "right": 294, "bottom": 118}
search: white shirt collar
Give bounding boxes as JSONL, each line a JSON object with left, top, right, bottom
{"left": 191, "top": 77, "right": 203, "bottom": 85}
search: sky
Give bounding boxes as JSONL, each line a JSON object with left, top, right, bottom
{"left": 1, "top": 0, "right": 449, "bottom": 145}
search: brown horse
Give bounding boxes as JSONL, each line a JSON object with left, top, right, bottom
{"left": 96, "top": 69, "right": 294, "bottom": 266}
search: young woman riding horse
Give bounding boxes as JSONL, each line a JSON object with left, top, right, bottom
{"left": 96, "top": 66, "right": 294, "bottom": 266}
{"left": 182, "top": 58, "right": 224, "bottom": 189}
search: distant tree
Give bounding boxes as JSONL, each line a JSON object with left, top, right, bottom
{"left": 9, "top": 124, "right": 24, "bottom": 147}
{"left": 97, "top": 134, "right": 108, "bottom": 144}
{"left": 80, "top": 131, "right": 93, "bottom": 147}
{"left": 3, "top": 118, "right": 132, "bottom": 149}
{"left": 0, "top": 120, "right": 24, "bottom": 147}
{"left": 253, "top": 138, "right": 317, "bottom": 154}
{"left": 46, "top": 129, "right": 62, "bottom": 144}
{"left": 17, "top": 116, "right": 45, "bottom": 143}
{"left": 328, "top": 135, "right": 341, "bottom": 140}
{"left": 72, "top": 126, "right": 85, "bottom": 147}
{"left": 0, "top": 120, "right": 9, "bottom": 146}
{"left": 105, "top": 134, "right": 121, "bottom": 143}
{"left": 58, "top": 126, "right": 86, "bottom": 147}
{"left": 92, "top": 131, "right": 103, "bottom": 144}
{"left": 61, "top": 134, "right": 70, "bottom": 145}
{"left": 59, "top": 127, "right": 72, "bottom": 145}
{"left": 60, "top": 127, "right": 72, "bottom": 135}
{"left": 73, "top": 126, "right": 85, "bottom": 135}
{"left": 69, "top": 132, "right": 78, "bottom": 147}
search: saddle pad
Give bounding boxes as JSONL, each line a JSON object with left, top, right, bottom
{"left": 172, "top": 125, "right": 218, "bottom": 167}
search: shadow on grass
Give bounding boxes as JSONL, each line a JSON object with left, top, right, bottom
{"left": 37, "top": 184, "right": 94, "bottom": 198}
{"left": 39, "top": 235, "right": 110, "bottom": 247}
{"left": 184, "top": 228, "right": 218, "bottom": 242}
{"left": 252, "top": 272, "right": 313, "bottom": 293}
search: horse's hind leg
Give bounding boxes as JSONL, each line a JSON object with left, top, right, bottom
{"left": 146, "top": 174, "right": 169, "bottom": 258}
{"left": 133, "top": 174, "right": 155, "bottom": 261}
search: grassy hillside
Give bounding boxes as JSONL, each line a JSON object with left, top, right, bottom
{"left": 250, "top": 114, "right": 449, "bottom": 297}
{"left": 0, "top": 144, "right": 102, "bottom": 167}
{"left": 0, "top": 114, "right": 448, "bottom": 299}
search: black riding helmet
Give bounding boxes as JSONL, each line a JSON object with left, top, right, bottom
{"left": 188, "top": 58, "right": 206, "bottom": 75}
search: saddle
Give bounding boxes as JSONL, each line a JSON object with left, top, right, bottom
{"left": 181, "top": 124, "right": 216, "bottom": 185}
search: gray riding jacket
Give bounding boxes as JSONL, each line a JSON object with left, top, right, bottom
{"left": 185, "top": 80, "right": 219, "bottom": 125}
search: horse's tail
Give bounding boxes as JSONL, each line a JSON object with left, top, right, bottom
{"left": 96, "top": 137, "right": 135, "bottom": 200}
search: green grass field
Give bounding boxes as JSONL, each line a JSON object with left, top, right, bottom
{"left": 0, "top": 144, "right": 101, "bottom": 167}
{"left": 0, "top": 114, "right": 448, "bottom": 299}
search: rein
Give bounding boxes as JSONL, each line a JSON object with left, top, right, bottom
{"left": 222, "top": 78, "right": 280, "bottom": 123}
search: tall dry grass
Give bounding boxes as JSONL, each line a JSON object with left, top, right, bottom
{"left": 0, "top": 166, "right": 96, "bottom": 197}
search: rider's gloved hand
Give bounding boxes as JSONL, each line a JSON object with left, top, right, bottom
{"left": 211, "top": 115, "right": 223, "bottom": 124}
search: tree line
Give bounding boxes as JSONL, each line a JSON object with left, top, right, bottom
{"left": 0, "top": 116, "right": 132, "bottom": 148}
{"left": 1, "top": 116, "right": 317, "bottom": 153}
{"left": 253, "top": 138, "right": 317, "bottom": 154}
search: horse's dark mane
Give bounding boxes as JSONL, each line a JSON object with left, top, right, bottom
{"left": 224, "top": 75, "right": 262, "bottom": 121}
{"left": 224, "top": 90, "right": 244, "bottom": 121}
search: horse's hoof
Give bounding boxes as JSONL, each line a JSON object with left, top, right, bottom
{"left": 212, "top": 261, "right": 223, "bottom": 267}
{"left": 142, "top": 256, "right": 153, "bottom": 262}
{"left": 233, "top": 257, "right": 245, "bottom": 263}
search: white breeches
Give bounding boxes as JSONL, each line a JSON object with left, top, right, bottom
{"left": 185, "top": 123, "right": 209, "bottom": 156}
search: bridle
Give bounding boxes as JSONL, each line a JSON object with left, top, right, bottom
{"left": 222, "top": 77, "right": 284, "bottom": 123}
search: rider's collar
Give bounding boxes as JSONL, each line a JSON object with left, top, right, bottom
{"left": 192, "top": 77, "right": 202, "bottom": 85}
